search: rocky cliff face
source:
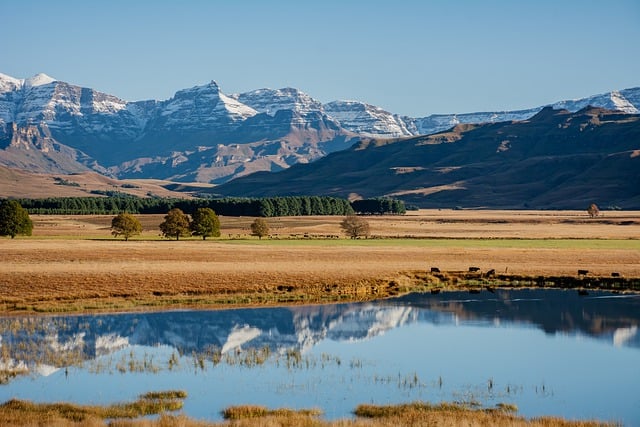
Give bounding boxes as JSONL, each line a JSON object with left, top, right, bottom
{"left": 0, "top": 74, "right": 356, "bottom": 183}
{"left": 324, "top": 100, "right": 414, "bottom": 137}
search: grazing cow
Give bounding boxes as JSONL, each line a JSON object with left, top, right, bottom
{"left": 611, "top": 272, "right": 621, "bottom": 277}
{"left": 430, "top": 267, "right": 441, "bottom": 273}
{"left": 469, "top": 267, "right": 481, "bottom": 272}
{"left": 578, "top": 269, "right": 589, "bottom": 276}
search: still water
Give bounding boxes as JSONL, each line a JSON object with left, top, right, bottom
{"left": 0, "top": 289, "right": 639, "bottom": 425}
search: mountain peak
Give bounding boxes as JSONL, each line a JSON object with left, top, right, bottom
{"left": 24, "top": 73, "right": 57, "bottom": 88}
{"left": 234, "top": 87, "right": 323, "bottom": 116}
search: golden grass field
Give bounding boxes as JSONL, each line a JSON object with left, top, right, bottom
{"left": 0, "top": 210, "right": 639, "bottom": 314}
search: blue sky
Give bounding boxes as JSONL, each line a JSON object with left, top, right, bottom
{"left": 3, "top": 0, "right": 639, "bottom": 116}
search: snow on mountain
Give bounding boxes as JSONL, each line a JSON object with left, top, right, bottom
{"left": 552, "top": 89, "right": 639, "bottom": 114}
{"left": 0, "top": 73, "right": 23, "bottom": 92}
{"left": 233, "top": 87, "right": 324, "bottom": 116}
{"left": 324, "top": 100, "right": 413, "bottom": 137}
{"left": 23, "top": 73, "right": 56, "bottom": 88}
{"left": 403, "top": 88, "right": 640, "bottom": 136}
{"left": 1, "top": 71, "right": 639, "bottom": 184}
{"left": 407, "top": 108, "right": 542, "bottom": 136}
{"left": 0, "top": 75, "right": 23, "bottom": 126}
{"left": 620, "top": 88, "right": 640, "bottom": 109}
{"left": 156, "top": 81, "right": 257, "bottom": 130}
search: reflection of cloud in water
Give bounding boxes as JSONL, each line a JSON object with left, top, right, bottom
{"left": 613, "top": 326, "right": 638, "bottom": 347}
{"left": 222, "top": 325, "right": 262, "bottom": 354}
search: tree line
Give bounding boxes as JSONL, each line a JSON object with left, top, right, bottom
{"left": 12, "top": 196, "right": 406, "bottom": 216}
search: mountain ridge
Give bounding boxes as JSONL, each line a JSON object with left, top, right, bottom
{"left": 213, "top": 106, "right": 640, "bottom": 209}
{"left": 1, "top": 72, "right": 639, "bottom": 206}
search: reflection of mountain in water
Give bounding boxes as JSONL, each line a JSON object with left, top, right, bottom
{"left": 391, "top": 289, "right": 640, "bottom": 348}
{"left": 0, "top": 290, "right": 638, "bottom": 375}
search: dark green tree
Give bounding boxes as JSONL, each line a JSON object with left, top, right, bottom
{"left": 250, "top": 218, "right": 270, "bottom": 239}
{"left": 110, "top": 212, "right": 143, "bottom": 241}
{"left": 190, "top": 207, "right": 221, "bottom": 240}
{"left": 159, "top": 208, "right": 191, "bottom": 240}
{"left": 0, "top": 200, "right": 33, "bottom": 238}
{"left": 340, "top": 215, "right": 370, "bottom": 239}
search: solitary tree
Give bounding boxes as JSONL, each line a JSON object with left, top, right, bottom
{"left": 159, "top": 208, "right": 190, "bottom": 240}
{"left": 250, "top": 218, "right": 269, "bottom": 239}
{"left": 587, "top": 203, "right": 600, "bottom": 218}
{"left": 0, "top": 200, "right": 33, "bottom": 238}
{"left": 190, "top": 207, "right": 221, "bottom": 240}
{"left": 111, "top": 212, "right": 143, "bottom": 241}
{"left": 340, "top": 215, "right": 370, "bottom": 239}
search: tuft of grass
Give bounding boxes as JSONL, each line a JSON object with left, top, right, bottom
{"left": 0, "top": 390, "right": 187, "bottom": 424}
{"left": 139, "top": 390, "right": 188, "bottom": 400}
{"left": 495, "top": 402, "right": 519, "bottom": 413}
{"left": 222, "top": 405, "right": 322, "bottom": 420}
{"left": 354, "top": 401, "right": 476, "bottom": 418}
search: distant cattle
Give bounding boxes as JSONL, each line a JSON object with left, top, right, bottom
{"left": 578, "top": 269, "right": 589, "bottom": 276}
{"left": 430, "top": 267, "right": 441, "bottom": 273}
{"left": 611, "top": 272, "right": 621, "bottom": 277}
{"left": 485, "top": 269, "right": 496, "bottom": 277}
{"left": 469, "top": 267, "right": 481, "bottom": 272}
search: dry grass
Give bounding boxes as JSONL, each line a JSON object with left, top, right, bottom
{"left": 0, "top": 211, "right": 638, "bottom": 313}
{"left": 0, "top": 400, "right": 616, "bottom": 427}
{"left": 0, "top": 390, "right": 187, "bottom": 426}
{"left": 0, "top": 165, "right": 210, "bottom": 199}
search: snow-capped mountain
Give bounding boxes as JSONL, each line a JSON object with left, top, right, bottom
{"left": 1, "top": 71, "right": 639, "bottom": 185}
{"left": 232, "top": 87, "right": 324, "bottom": 117}
{"left": 403, "top": 89, "right": 640, "bottom": 136}
{"left": 324, "top": 100, "right": 414, "bottom": 137}
{"left": 0, "top": 73, "right": 358, "bottom": 182}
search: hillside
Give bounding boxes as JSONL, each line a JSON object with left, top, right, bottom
{"left": 214, "top": 107, "right": 640, "bottom": 209}
{"left": 0, "top": 165, "right": 209, "bottom": 199}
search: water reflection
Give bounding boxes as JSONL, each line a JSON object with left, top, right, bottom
{"left": 0, "top": 289, "right": 638, "bottom": 424}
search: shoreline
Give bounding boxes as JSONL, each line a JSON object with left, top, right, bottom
{"left": 1, "top": 269, "right": 638, "bottom": 316}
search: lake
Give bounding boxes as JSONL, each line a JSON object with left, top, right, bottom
{"left": 1, "top": 289, "right": 639, "bottom": 425}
